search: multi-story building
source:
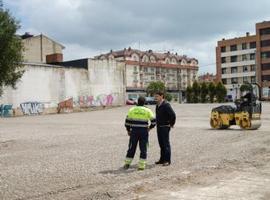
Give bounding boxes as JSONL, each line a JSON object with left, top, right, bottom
{"left": 216, "top": 21, "right": 270, "bottom": 100}
{"left": 95, "top": 48, "right": 199, "bottom": 101}
{"left": 198, "top": 73, "right": 216, "bottom": 83}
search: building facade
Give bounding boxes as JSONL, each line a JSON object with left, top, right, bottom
{"left": 216, "top": 21, "right": 270, "bottom": 100}
{"left": 95, "top": 48, "right": 199, "bottom": 101}
{"left": 198, "top": 73, "right": 216, "bottom": 83}
{"left": 21, "top": 33, "right": 65, "bottom": 63}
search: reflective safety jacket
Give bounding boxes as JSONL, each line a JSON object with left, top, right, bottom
{"left": 125, "top": 106, "right": 156, "bottom": 131}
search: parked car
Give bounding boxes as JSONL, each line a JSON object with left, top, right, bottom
{"left": 145, "top": 97, "right": 157, "bottom": 105}
{"left": 126, "top": 98, "right": 137, "bottom": 105}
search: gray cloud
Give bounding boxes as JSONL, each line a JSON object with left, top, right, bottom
{"left": 5, "top": 0, "right": 270, "bottom": 73}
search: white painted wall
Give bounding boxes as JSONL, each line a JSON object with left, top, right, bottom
{"left": 0, "top": 61, "right": 125, "bottom": 109}
{"left": 88, "top": 59, "right": 126, "bottom": 106}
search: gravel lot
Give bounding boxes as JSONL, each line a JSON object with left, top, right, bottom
{"left": 1, "top": 103, "right": 270, "bottom": 200}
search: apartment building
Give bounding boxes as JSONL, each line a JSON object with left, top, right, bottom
{"left": 216, "top": 21, "right": 270, "bottom": 100}
{"left": 95, "top": 48, "right": 199, "bottom": 101}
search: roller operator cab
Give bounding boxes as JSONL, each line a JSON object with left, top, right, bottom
{"left": 210, "top": 83, "right": 262, "bottom": 130}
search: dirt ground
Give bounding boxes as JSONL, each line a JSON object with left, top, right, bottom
{"left": 0, "top": 103, "right": 270, "bottom": 200}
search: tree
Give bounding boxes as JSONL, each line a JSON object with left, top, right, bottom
{"left": 192, "top": 81, "right": 200, "bottom": 103}
{"left": 240, "top": 83, "right": 253, "bottom": 93}
{"left": 165, "top": 93, "right": 173, "bottom": 102}
{"left": 208, "top": 82, "right": 216, "bottom": 103}
{"left": 200, "top": 82, "right": 208, "bottom": 103}
{"left": 146, "top": 81, "right": 165, "bottom": 96}
{"left": 216, "top": 82, "right": 227, "bottom": 103}
{"left": 186, "top": 85, "right": 193, "bottom": 103}
{"left": 0, "top": 2, "right": 24, "bottom": 96}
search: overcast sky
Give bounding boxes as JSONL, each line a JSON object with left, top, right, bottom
{"left": 4, "top": 0, "right": 270, "bottom": 74}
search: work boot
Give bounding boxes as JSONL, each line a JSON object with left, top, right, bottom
{"left": 123, "top": 164, "right": 130, "bottom": 170}
{"left": 124, "top": 157, "right": 132, "bottom": 170}
{"left": 138, "top": 159, "right": 146, "bottom": 171}
{"left": 155, "top": 160, "right": 164, "bottom": 165}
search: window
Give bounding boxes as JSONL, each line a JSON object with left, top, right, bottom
{"left": 222, "top": 79, "right": 227, "bottom": 84}
{"left": 151, "top": 76, "right": 155, "bottom": 80}
{"left": 150, "top": 56, "right": 156, "bottom": 63}
{"left": 132, "top": 54, "right": 139, "bottom": 61}
{"left": 243, "top": 76, "right": 248, "bottom": 83}
{"left": 251, "top": 76, "right": 256, "bottom": 83}
{"left": 142, "top": 55, "right": 149, "bottom": 62}
{"left": 242, "top": 43, "right": 247, "bottom": 50}
{"left": 143, "top": 67, "right": 148, "bottom": 72}
{"left": 231, "top": 67, "right": 238, "bottom": 73}
{"left": 262, "top": 63, "right": 270, "bottom": 70}
{"left": 221, "top": 57, "right": 226, "bottom": 63}
{"left": 243, "top": 66, "right": 248, "bottom": 72}
{"left": 230, "top": 45, "right": 237, "bottom": 51}
{"left": 231, "top": 77, "right": 238, "bottom": 84}
{"left": 262, "top": 75, "right": 270, "bottom": 81}
{"left": 230, "top": 56, "right": 237, "bottom": 62}
{"left": 261, "top": 51, "right": 270, "bottom": 59}
{"left": 221, "top": 46, "right": 226, "bottom": 52}
{"left": 242, "top": 54, "right": 247, "bottom": 61}
{"left": 260, "top": 28, "right": 270, "bottom": 35}
{"left": 222, "top": 68, "right": 226, "bottom": 74}
{"left": 261, "top": 40, "right": 270, "bottom": 47}
{"left": 134, "top": 66, "right": 137, "bottom": 72}
{"left": 250, "top": 42, "right": 256, "bottom": 49}
{"left": 250, "top": 53, "right": 255, "bottom": 60}
{"left": 250, "top": 65, "right": 256, "bottom": 71}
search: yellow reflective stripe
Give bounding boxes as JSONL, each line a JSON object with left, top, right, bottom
{"left": 125, "top": 157, "right": 133, "bottom": 165}
{"left": 138, "top": 159, "right": 146, "bottom": 169}
{"left": 130, "top": 124, "right": 149, "bottom": 128}
{"left": 126, "top": 118, "right": 148, "bottom": 122}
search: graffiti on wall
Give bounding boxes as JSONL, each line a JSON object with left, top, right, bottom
{"left": 57, "top": 98, "right": 73, "bottom": 113}
{"left": 20, "top": 102, "right": 44, "bottom": 115}
{"left": 0, "top": 104, "right": 13, "bottom": 117}
{"left": 74, "top": 94, "right": 116, "bottom": 107}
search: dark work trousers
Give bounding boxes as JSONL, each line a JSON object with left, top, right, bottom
{"left": 157, "top": 126, "right": 171, "bottom": 163}
{"left": 126, "top": 127, "right": 149, "bottom": 160}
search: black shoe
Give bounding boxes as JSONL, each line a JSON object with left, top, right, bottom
{"left": 162, "top": 162, "right": 171, "bottom": 166}
{"left": 155, "top": 160, "right": 164, "bottom": 165}
{"left": 123, "top": 164, "right": 130, "bottom": 169}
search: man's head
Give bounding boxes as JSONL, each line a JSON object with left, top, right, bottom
{"left": 154, "top": 91, "right": 164, "bottom": 103}
{"left": 137, "top": 96, "right": 146, "bottom": 106}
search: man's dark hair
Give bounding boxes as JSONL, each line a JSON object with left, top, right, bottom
{"left": 137, "top": 96, "right": 146, "bottom": 106}
{"left": 155, "top": 91, "right": 165, "bottom": 98}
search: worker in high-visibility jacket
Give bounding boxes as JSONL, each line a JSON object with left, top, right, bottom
{"left": 124, "top": 96, "right": 156, "bottom": 170}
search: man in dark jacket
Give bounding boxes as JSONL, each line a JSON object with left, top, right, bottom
{"left": 154, "top": 91, "right": 176, "bottom": 166}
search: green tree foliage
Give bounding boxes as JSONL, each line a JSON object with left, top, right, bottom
{"left": 146, "top": 81, "right": 165, "bottom": 96}
{"left": 208, "top": 82, "right": 216, "bottom": 103}
{"left": 240, "top": 83, "right": 253, "bottom": 92}
{"left": 0, "top": 2, "right": 24, "bottom": 96}
{"left": 186, "top": 85, "right": 193, "bottom": 103}
{"left": 165, "top": 93, "right": 172, "bottom": 102}
{"left": 192, "top": 81, "right": 200, "bottom": 103}
{"left": 200, "top": 82, "right": 208, "bottom": 103}
{"left": 216, "top": 82, "right": 227, "bottom": 103}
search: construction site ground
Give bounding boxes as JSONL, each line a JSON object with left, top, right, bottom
{"left": 1, "top": 103, "right": 270, "bottom": 200}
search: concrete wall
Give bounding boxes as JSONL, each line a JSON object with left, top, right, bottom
{"left": 88, "top": 59, "right": 126, "bottom": 106}
{"left": 22, "top": 35, "right": 64, "bottom": 63}
{"left": 0, "top": 60, "right": 125, "bottom": 116}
